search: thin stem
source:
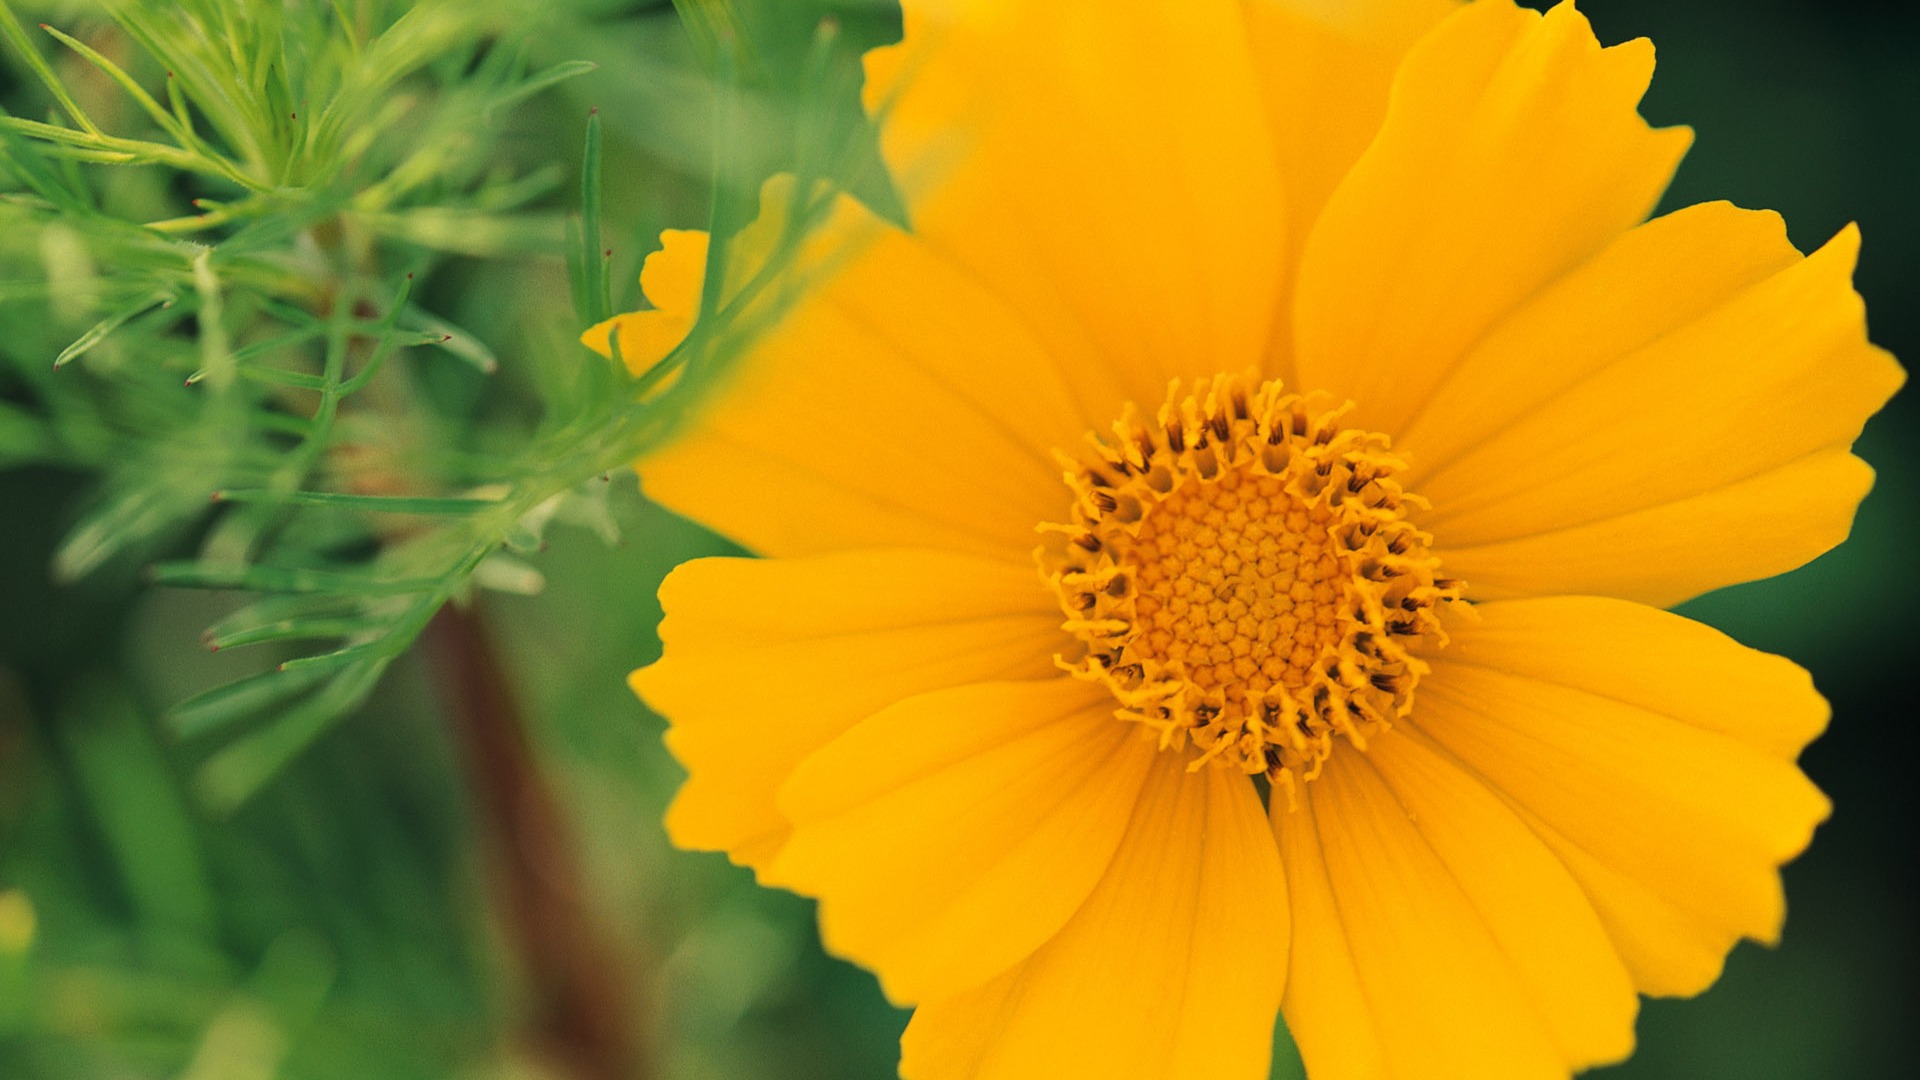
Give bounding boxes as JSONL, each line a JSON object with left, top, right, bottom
{"left": 423, "top": 603, "right": 647, "bottom": 1080}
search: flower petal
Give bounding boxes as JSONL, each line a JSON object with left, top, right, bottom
{"left": 1237, "top": 0, "right": 1460, "bottom": 380}
{"left": 1394, "top": 201, "right": 1796, "bottom": 476}
{"left": 634, "top": 548, "right": 1064, "bottom": 872}
{"left": 767, "top": 678, "right": 1152, "bottom": 1004}
{"left": 1292, "top": 0, "right": 1691, "bottom": 436}
{"left": 866, "top": 0, "right": 1285, "bottom": 406}
{"left": 1275, "top": 729, "right": 1638, "bottom": 1080}
{"left": 1435, "top": 451, "right": 1877, "bottom": 608}
{"left": 1416, "top": 223, "right": 1902, "bottom": 605}
{"left": 899, "top": 757, "right": 1287, "bottom": 1080}
{"left": 580, "top": 228, "right": 706, "bottom": 366}
{"left": 1415, "top": 596, "right": 1833, "bottom": 996}
{"left": 608, "top": 187, "right": 1104, "bottom": 560}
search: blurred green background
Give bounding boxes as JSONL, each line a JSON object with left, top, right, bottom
{"left": 0, "top": 1, "right": 1912, "bottom": 1078}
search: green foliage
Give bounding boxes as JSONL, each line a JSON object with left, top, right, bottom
{"left": 1, "top": 0, "right": 900, "bottom": 1075}
{"left": 0, "top": 0, "right": 883, "bottom": 812}
{"left": 0, "top": 677, "right": 487, "bottom": 1079}
{"left": 0, "top": 0, "right": 587, "bottom": 810}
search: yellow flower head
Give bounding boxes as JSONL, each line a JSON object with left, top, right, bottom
{"left": 588, "top": 1, "right": 1903, "bottom": 1078}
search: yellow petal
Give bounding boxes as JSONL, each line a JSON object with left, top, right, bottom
{"left": 619, "top": 184, "right": 1114, "bottom": 560}
{"left": 1238, "top": 0, "right": 1460, "bottom": 379}
{"left": 1438, "top": 452, "right": 1877, "bottom": 608}
{"left": 634, "top": 548, "right": 1063, "bottom": 873}
{"left": 1292, "top": 0, "right": 1691, "bottom": 436}
{"left": 899, "top": 757, "right": 1286, "bottom": 1080}
{"left": 1420, "top": 225, "right": 1903, "bottom": 605}
{"left": 1415, "top": 597, "right": 1833, "bottom": 996}
{"left": 767, "top": 678, "right": 1152, "bottom": 1004}
{"left": 1271, "top": 787, "right": 1385, "bottom": 1080}
{"left": 580, "top": 176, "right": 807, "bottom": 377}
{"left": 1276, "top": 732, "right": 1637, "bottom": 1080}
{"left": 1396, "top": 201, "right": 1797, "bottom": 474}
{"left": 867, "top": 0, "right": 1285, "bottom": 408}
{"left": 580, "top": 229, "right": 707, "bottom": 372}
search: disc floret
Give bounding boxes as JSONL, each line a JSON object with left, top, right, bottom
{"left": 1038, "top": 375, "right": 1462, "bottom": 804}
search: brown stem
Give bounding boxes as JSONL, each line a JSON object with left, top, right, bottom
{"left": 424, "top": 603, "right": 646, "bottom": 1080}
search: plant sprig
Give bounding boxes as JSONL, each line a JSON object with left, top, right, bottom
{"left": 1, "top": 0, "right": 888, "bottom": 809}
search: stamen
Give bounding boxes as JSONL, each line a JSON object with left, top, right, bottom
{"left": 1036, "top": 374, "right": 1463, "bottom": 802}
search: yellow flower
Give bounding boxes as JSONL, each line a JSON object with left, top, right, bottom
{"left": 588, "top": 1, "right": 1903, "bottom": 1077}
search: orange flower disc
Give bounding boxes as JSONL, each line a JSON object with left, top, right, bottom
{"left": 1041, "top": 376, "right": 1460, "bottom": 800}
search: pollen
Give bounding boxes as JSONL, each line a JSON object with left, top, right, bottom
{"left": 1037, "top": 374, "right": 1463, "bottom": 805}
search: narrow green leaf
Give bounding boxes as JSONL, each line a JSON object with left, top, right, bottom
{"left": 59, "top": 683, "right": 219, "bottom": 940}
{"left": 199, "top": 591, "right": 364, "bottom": 640}
{"left": 216, "top": 364, "right": 327, "bottom": 390}
{"left": 188, "top": 244, "right": 232, "bottom": 387}
{"left": 698, "top": 38, "right": 745, "bottom": 329}
{"left": 54, "top": 288, "right": 176, "bottom": 367}
{"left": 37, "top": 22, "right": 193, "bottom": 147}
{"left": 193, "top": 661, "right": 387, "bottom": 813}
{"left": 357, "top": 207, "right": 566, "bottom": 257}
{"left": 261, "top": 61, "right": 297, "bottom": 184}
{"left": 275, "top": 641, "right": 393, "bottom": 675}
{"left": 580, "top": 108, "right": 609, "bottom": 324}
{"left": 224, "top": 326, "right": 326, "bottom": 366}
{"left": 255, "top": 297, "right": 328, "bottom": 332}
{"left": 327, "top": 0, "right": 364, "bottom": 54}
{"left": 0, "top": 3, "right": 102, "bottom": 135}
{"left": 166, "top": 664, "right": 331, "bottom": 740}
{"left": 483, "top": 60, "right": 598, "bottom": 122}
{"left": 0, "top": 114, "right": 266, "bottom": 188}
{"left": 0, "top": 111, "right": 86, "bottom": 209}
{"left": 211, "top": 489, "right": 503, "bottom": 515}
{"left": 10, "top": 144, "right": 138, "bottom": 165}
{"left": 671, "top": 0, "right": 764, "bottom": 82}
{"left": 397, "top": 303, "right": 497, "bottom": 377}
{"left": 335, "top": 274, "right": 422, "bottom": 393}
{"left": 205, "top": 617, "right": 385, "bottom": 650}
{"left": 252, "top": 411, "right": 314, "bottom": 438}
{"left": 146, "top": 562, "right": 437, "bottom": 596}
{"left": 0, "top": 115, "right": 111, "bottom": 149}
{"left": 565, "top": 213, "right": 590, "bottom": 328}
{"left": 163, "top": 68, "right": 195, "bottom": 137}
{"left": 53, "top": 486, "right": 193, "bottom": 583}
{"left": 472, "top": 162, "right": 567, "bottom": 213}
{"left": 145, "top": 191, "right": 274, "bottom": 233}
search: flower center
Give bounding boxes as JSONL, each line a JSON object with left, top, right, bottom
{"left": 1037, "top": 375, "right": 1461, "bottom": 805}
